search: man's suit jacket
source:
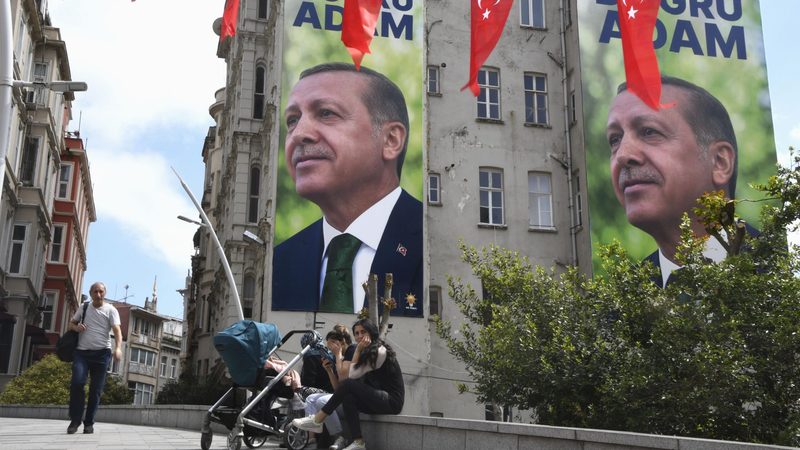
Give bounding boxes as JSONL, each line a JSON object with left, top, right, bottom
{"left": 271, "top": 190, "right": 423, "bottom": 317}
{"left": 642, "top": 222, "right": 761, "bottom": 288}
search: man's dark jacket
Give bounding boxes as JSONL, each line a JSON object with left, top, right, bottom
{"left": 272, "top": 190, "right": 423, "bottom": 317}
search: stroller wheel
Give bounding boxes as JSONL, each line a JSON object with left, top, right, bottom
{"left": 227, "top": 433, "right": 243, "bottom": 450}
{"left": 282, "top": 421, "right": 309, "bottom": 450}
{"left": 200, "top": 431, "right": 213, "bottom": 450}
{"left": 243, "top": 428, "right": 268, "bottom": 449}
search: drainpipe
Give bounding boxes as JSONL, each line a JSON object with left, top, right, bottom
{"left": 559, "top": 0, "right": 578, "bottom": 267}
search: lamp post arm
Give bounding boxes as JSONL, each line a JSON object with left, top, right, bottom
{"left": 172, "top": 167, "right": 244, "bottom": 322}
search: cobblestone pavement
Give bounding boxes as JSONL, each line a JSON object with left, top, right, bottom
{"left": 0, "top": 417, "right": 283, "bottom": 450}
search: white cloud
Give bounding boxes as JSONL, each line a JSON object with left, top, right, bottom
{"left": 89, "top": 150, "right": 197, "bottom": 271}
{"left": 790, "top": 124, "right": 800, "bottom": 143}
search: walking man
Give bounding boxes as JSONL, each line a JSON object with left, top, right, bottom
{"left": 67, "top": 282, "right": 122, "bottom": 434}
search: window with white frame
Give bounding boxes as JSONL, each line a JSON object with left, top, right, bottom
{"left": 428, "top": 173, "right": 441, "bottom": 205}
{"left": 129, "top": 381, "right": 154, "bottom": 405}
{"left": 427, "top": 65, "right": 441, "bottom": 95}
{"left": 170, "top": 358, "right": 177, "bottom": 378}
{"left": 479, "top": 169, "right": 504, "bottom": 225}
{"left": 56, "top": 163, "right": 73, "bottom": 199}
{"left": 8, "top": 224, "right": 28, "bottom": 274}
{"left": 40, "top": 291, "right": 57, "bottom": 332}
{"left": 19, "top": 137, "right": 40, "bottom": 186}
{"left": 14, "top": 15, "right": 26, "bottom": 58}
{"left": 243, "top": 275, "right": 255, "bottom": 319}
{"left": 258, "top": 0, "right": 268, "bottom": 19}
{"left": 528, "top": 172, "right": 554, "bottom": 229}
{"left": 524, "top": 72, "right": 548, "bottom": 125}
{"left": 573, "top": 174, "right": 583, "bottom": 228}
{"left": 160, "top": 356, "right": 168, "bottom": 377}
{"left": 429, "top": 286, "right": 442, "bottom": 318}
{"left": 130, "top": 347, "right": 156, "bottom": 366}
{"left": 248, "top": 166, "right": 260, "bottom": 223}
{"left": 254, "top": 66, "right": 266, "bottom": 119}
{"left": 477, "top": 68, "right": 501, "bottom": 120}
{"left": 520, "top": 0, "right": 545, "bottom": 28}
{"left": 49, "top": 224, "right": 66, "bottom": 262}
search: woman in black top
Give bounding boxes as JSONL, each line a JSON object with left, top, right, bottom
{"left": 293, "top": 319, "right": 404, "bottom": 450}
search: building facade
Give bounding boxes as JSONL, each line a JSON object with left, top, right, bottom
{"left": 185, "top": 0, "right": 591, "bottom": 420}
{"left": 0, "top": 0, "right": 85, "bottom": 387}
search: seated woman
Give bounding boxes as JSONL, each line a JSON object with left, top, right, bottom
{"left": 293, "top": 319, "right": 404, "bottom": 450}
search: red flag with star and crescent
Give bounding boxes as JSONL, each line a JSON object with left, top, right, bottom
{"left": 220, "top": 0, "right": 241, "bottom": 41}
{"left": 462, "top": 0, "right": 514, "bottom": 96}
{"left": 617, "top": 0, "right": 662, "bottom": 110}
{"left": 341, "top": 0, "right": 383, "bottom": 69}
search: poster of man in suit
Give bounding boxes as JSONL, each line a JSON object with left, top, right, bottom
{"left": 272, "top": 0, "right": 424, "bottom": 316}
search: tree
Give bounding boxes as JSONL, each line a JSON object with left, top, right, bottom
{"left": 156, "top": 363, "right": 231, "bottom": 405}
{"left": 0, "top": 353, "right": 132, "bottom": 405}
{"left": 436, "top": 152, "right": 800, "bottom": 446}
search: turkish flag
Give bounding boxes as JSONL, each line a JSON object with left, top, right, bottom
{"left": 617, "top": 0, "right": 662, "bottom": 110}
{"left": 220, "top": 0, "right": 240, "bottom": 41}
{"left": 342, "top": 0, "right": 383, "bottom": 69}
{"left": 462, "top": 0, "right": 514, "bottom": 96}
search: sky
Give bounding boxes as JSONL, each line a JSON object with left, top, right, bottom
{"left": 45, "top": 1, "right": 799, "bottom": 320}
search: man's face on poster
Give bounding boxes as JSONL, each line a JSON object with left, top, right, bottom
{"left": 606, "top": 85, "right": 727, "bottom": 234}
{"left": 283, "top": 71, "right": 389, "bottom": 205}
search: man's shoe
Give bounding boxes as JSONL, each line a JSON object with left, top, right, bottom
{"left": 341, "top": 439, "right": 366, "bottom": 450}
{"left": 329, "top": 435, "right": 350, "bottom": 450}
{"left": 66, "top": 422, "right": 79, "bottom": 434}
{"left": 291, "top": 415, "right": 323, "bottom": 433}
{"left": 83, "top": 425, "right": 94, "bottom": 434}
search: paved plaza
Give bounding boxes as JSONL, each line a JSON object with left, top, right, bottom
{"left": 0, "top": 417, "right": 282, "bottom": 450}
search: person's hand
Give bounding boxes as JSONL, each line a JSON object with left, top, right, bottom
{"left": 322, "top": 358, "right": 334, "bottom": 372}
{"left": 357, "top": 334, "right": 371, "bottom": 351}
{"left": 75, "top": 323, "right": 87, "bottom": 333}
{"left": 328, "top": 340, "right": 342, "bottom": 356}
{"left": 113, "top": 347, "right": 122, "bottom": 361}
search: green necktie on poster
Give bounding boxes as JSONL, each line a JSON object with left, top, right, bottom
{"left": 319, "top": 233, "right": 362, "bottom": 313}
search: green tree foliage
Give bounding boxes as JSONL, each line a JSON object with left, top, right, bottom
{"left": 0, "top": 353, "right": 131, "bottom": 405}
{"left": 156, "top": 369, "right": 231, "bottom": 405}
{"left": 437, "top": 155, "right": 800, "bottom": 446}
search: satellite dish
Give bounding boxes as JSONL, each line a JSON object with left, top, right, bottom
{"left": 212, "top": 17, "right": 222, "bottom": 36}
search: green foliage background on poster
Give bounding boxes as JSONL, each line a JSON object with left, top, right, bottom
{"left": 577, "top": 1, "right": 777, "bottom": 270}
{"left": 275, "top": 1, "right": 423, "bottom": 245}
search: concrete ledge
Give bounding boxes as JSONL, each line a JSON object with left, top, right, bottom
{"left": 0, "top": 405, "right": 794, "bottom": 450}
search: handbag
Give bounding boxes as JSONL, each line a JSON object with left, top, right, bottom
{"left": 56, "top": 302, "right": 89, "bottom": 362}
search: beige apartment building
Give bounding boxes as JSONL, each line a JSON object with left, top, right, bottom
{"left": 0, "top": 0, "right": 87, "bottom": 387}
{"left": 184, "top": 0, "right": 592, "bottom": 420}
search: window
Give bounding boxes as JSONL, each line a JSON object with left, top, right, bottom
{"left": 258, "top": 0, "right": 268, "bottom": 19}
{"left": 130, "top": 347, "right": 156, "bottom": 366}
{"left": 26, "top": 63, "right": 48, "bottom": 105}
{"left": 49, "top": 224, "right": 66, "bottom": 262}
{"left": 129, "top": 382, "right": 154, "bottom": 405}
{"left": 19, "top": 137, "right": 40, "bottom": 186}
{"left": 429, "top": 286, "right": 442, "bottom": 318}
{"left": 170, "top": 358, "right": 178, "bottom": 378}
{"left": 254, "top": 66, "right": 265, "bottom": 119}
{"left": 427, "top": 65, "right": 441, "bottom": 95}
{"left": 248, "top": 167, "right": 260, "bottom": 223}
{"left": 8, "top": 224, "right": 28, "bottom": 274}
{"left": 160, "top": 356, "right": 168, "bottom": 377}
{"left": 524, "top": 73, "right": 548, "bottom": 125}
{"left": 243, "top": 275, "right": 255, "bottom": 319}
{"left": 529, "top": 172, "right": 554, "bottom": 229}
{"left": 40, "top": 291, "right": 57, "bottom": 331}
{"left": 428, "top": 173, "right": 441, "bottom": 205}
{"left": 14, "top": 15, "right": 26, "bottom": 58}
{"left": 479, "top": 169, "right": 504, "bottom": 226}
{"left": 573, "top": 175, "right": 583, "bottom": 228}
{"left": 564, "top": 0, "right": 572, "bottom": 28}
{"left": 477, "top": 68, "right": 501, "bottom": 120}
{"left": 520, "top": 0, "right": 545, "bottom": 28}
{"left": 56, "top": 163, "right": 73, "bottom": 199}
{"left": 570, "top": 90, "right": 577, "bottom": 125}
{"left": 108, "top": 357, "right": 120, "bottom": 374}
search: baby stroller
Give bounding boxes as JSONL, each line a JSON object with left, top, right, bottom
{"left": 200, "top": 320, "right": 321, "bottom": 450}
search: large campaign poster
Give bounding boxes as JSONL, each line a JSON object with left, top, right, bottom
{"left": 577, "top": 0, "right": 777, "bottom": 269}
{"left": 272, "top": 0, "right": 424, "bottom": 315}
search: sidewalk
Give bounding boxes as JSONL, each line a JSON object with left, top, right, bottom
{"left": 0, "top": 417, "right": 281, "bottom": 449}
